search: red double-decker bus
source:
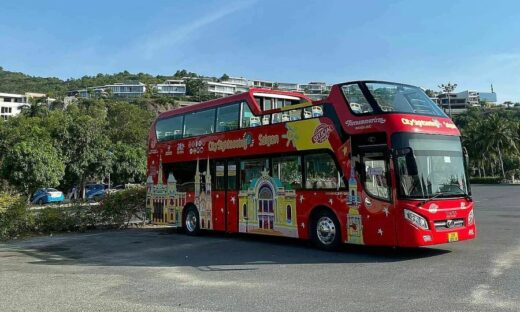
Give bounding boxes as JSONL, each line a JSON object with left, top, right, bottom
{"left": 146, "top": 81, "right": 476, "bottom": 249}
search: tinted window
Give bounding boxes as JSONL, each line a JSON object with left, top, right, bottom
{"left": 363, "top": 153, "right": 390, "bottom": 200}
{"left": 241, "top": 102, "right": 254, "bottom": 128}
{"left": 184, "top": 109, "right": 215, "bottom": 137}
{"left": 166, "top": 161, "right": 197, "bottom": 192}
{"left": 366, "top": 82, "right": 446, "bottom": 116}
{"left": 156, "top": 115, "right": 184, "bottom": 142}
{"left": 240, "top": 158, "right": 269, "bottom": 190}
{"left": 341, "top": 84, "right": 373, "bottom": 114}
{"left": 216, "top": 103, "right": 240, "bottom": 132}
{"left": 304, "top": 153, "right": 344, "bottom": 189}
{"left": 273, "top": 155, "right": 302, "bottom": 189}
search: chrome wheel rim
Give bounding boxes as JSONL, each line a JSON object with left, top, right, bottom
{"left": 186, "top": 210, "right": 197, "bottom": 232}
{"left": 316, "top": 216, "right": 336, "bottom": 245}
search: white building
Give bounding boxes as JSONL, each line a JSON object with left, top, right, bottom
{"left": 221, "top": 77, "right": 249, "bottom": 93}
{"left": 249, "top": 79, "right": 275, "bottom": 89}
{"left": 105, "top": 82, "right": 146, "bottom": 97}
{"left": 155, "top": 80, "right": 186, "bottom": 96}
{"left": 0, "top": 93, "right": 28, "bottom": 120}
{"left": 276, "top": 82, "right": 299, "bottom": 91}
{"left": 298, "top": 82, "right": 329, "bottom": 94}
{"left": 207, "top": 81, "right": 236, "bottom": 97}
{"left": 437, "top": 90, "right": 498, "bottom": 114}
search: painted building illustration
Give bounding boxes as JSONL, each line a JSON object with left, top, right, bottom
{"left": 195, "top": 159, "right": 213, "bottom": 230}
{"left": 238, "top": 169, "right": 298, "bottom": 237}
{"left": 146, "top": 157, "right": 187, "bottom": 225}
{"left": 347, "top": 160, "right": 361, "bottom": 206}
{"left": 346, "top": 159, "right": 364, "bottom": 244}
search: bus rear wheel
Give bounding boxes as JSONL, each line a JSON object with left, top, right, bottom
{"left": 183, "top": 206, "right": 200, "bottom": 236}
{"left": 311, "top": 210, "right": 341, "bottom": 251}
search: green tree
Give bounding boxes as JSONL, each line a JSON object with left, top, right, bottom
{"left": 1, "top": 140, "right": 65, "bottom": 197}
{"left": 62, "top": 103, "right": 112, "bottom": 197}
{"left": 219, "top": 73, "right": 230, "bottom": 81}
{"left": 110, "top": 142, "right": 147, "bottom": 185}
{"left": 186, "top": 78, "right": 208, "bottom": 100}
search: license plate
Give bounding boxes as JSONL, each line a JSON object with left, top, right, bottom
{"left": 448, "top": 232, "right": 459, "bottom": 242}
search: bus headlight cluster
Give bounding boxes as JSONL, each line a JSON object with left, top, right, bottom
{"left": 468, "top": 209, "right": 474, "bottom": 225}
{"left": 404, "top": 209, "right": 429, "bottom": 230}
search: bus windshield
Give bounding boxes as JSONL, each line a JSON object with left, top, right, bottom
{"left": 392, "top": 133, "right": 469, "bottom": 199}
{"left": 342, "top": 82, "right": 446, "bottom": 116}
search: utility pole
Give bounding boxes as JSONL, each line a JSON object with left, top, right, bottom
{"left": 438, "top": 82, "right": 457, "bottom": 117}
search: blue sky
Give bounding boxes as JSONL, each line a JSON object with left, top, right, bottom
{"left": 1, "top": 0, "right": 519, "bottom": 102}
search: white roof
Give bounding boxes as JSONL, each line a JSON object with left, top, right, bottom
{"left": 0, "top": 92, "right": 25, "bottom": 98}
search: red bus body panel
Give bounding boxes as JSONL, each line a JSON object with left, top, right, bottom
{"left": 146, "top": 83, "right": 476, "bottom": 248}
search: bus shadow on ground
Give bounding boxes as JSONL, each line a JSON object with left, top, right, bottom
{"left": 7, "top": 228, "right": 451, "bottom": 268}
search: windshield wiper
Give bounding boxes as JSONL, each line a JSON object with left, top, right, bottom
{"left": 418, "top": 189, "right": 470, "bottom": 207}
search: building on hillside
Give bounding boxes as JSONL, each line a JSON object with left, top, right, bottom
{"left": 437, "top": 90, "right": 498, "bottom": 114}
{"left": 207, "top": 81, "right": 236, "bottom": 97}
{"left": 0, "top": 92, "right": 28, "bottom": 120}
{"left": 155, "top": 80, "right": 186, "bottom": 96}
{"left": 0, "top": 92, "right": 54, "bottom": 120}
{"left": 276, "top": 82, "right": 299, "bottom": 92}
{"left": 221, "top": 77, "right": 249, "bottom": 93}
{"left": 66, "top": 86, "right": 106, "bottom": 98}
{"left": 298, "top": 82, "right": 330, "bottom": 94}
{"left": 105, "top": 82, "right": 146, "bottom": 97}
{"left": 249, "top": 79, "right": 274, "bottom": 89}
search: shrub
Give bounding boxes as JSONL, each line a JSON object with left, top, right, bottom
{"left": 470, "top": 177, "right": 502, "bottom": 184}
{"left": 0, "top": 193, "right": 34, "bottom": 240}
{"left": 96, "top": 186, "right": 146, "bottom": 228}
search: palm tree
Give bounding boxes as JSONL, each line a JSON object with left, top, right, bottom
{"left": 484, "top": 114, "right": 518, "bottom": 178}
{"left": 21, "top": 97, "right": 48, "bottom": 117}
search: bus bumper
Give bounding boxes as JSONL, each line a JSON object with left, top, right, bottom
{"left": 397, "top": 221, "right": 477, "bottom": 247}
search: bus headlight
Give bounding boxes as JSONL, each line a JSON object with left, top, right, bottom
{"left": 468, "top": 209, "right": 474, "bottom": 225}
{"left": 404, "top": 209, "right": 429, "bottom": 230}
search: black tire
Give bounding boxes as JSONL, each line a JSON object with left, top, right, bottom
{"left": 38, "top": 199, "right": 44, "bottom": 205}
{"left": 310, "top": 209, "right": 341, "bottom": 251}
{"left": 183, "top": 206, "right": 200, "bottom": 236}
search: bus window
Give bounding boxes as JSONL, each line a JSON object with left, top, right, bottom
{"left": 289, "top": 109, "right": 302, "bottom": 121}
{"left": 228, "top": 162, "right": 238, "bottom": 190}
{"left": 274, "top": 99, "right": 284, "bottom": 109}
{"left": 156, "top": 115, "right": 183, "bottom": 142}
{"left": 272, "top": 113, "right": 282, "bottom": 123}
{"left": 169, "top": 161, "right": 197, "bottom": 192}
{"left": 184, "top": 108, "right": 216, "bottom": 137}
{"left": 342, "top": 84, "right": 373, "bottom": 114}
{"left": 240, "top": 158, "right": 268, "bottom": 190}
{"left": 363, "top": 153, "right": 390, "bottom": 200}
{"left": 241, "top": 102, "right": 253, "bottom": 128}
{"left": 216, "top": 103, "right": 240, "bottom": 132}
{"left": 304, "top": 153, "right": 342, "bottom": 189}
{"left": 263, "top": 98, "right": 272, "bottom": 111}
{"left": 215, "top": 161, "right": 226, "bottom": 191}
{"left": 273, "top": 155, "right": 302, "bottom": 190}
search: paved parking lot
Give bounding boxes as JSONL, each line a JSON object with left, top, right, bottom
{"left": 1, "top": 185, "right": 519, "bottom": 312}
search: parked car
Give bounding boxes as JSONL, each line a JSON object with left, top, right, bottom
{"left": 85, "top": 184, "right": 107, "bottom": 201}
{"left": 31, "top": 188, "right": 65, "bottom": 205}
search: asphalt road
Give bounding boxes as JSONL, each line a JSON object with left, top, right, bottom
{"left": 1, "top": 185, "right": 519, "bottom": 312}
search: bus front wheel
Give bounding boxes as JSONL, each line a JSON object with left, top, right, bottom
{"left": 183, "top": 206, "right": 200, "bottom": 236}
{"left": 310, "top": 209, "right": 341, "bottom": 251}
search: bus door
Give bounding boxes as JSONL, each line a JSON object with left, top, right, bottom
{"left": 213, "top": 160, "right": 239, "bottom": 233}
{"left": 358, "top": 146, "right": 396, "bottom": 246}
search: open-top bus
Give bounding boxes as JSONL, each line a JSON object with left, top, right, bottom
{"left": 146, "top": 81, "right": 475, "bottom": 249}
